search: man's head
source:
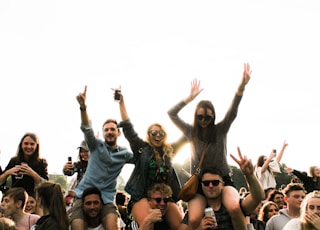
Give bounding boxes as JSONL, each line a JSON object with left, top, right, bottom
{"left": 282, "top": 183, "right": 306, "bottom": 211}
{"left": 147, "top": 183, "right": 172, "bottom": 216}
{"left": 0, "top": 187, "right": 28, "bottom": 217}
{"left": 200, "top": 168, "right": 225, "bottom": 200}
{"left": 102, "top": 119, "right": 120, "bottom": 147}
{"left": 82, "top": 186, "right": 103, "bottom": 220}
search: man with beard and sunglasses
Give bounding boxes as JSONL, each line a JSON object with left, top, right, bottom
{"left": 179, "top": 147, "right": 265, "bottom": 230}
{"left": 70, "top": 86, "right": 134, "bottom": 230}
{"left": 130, "top": 183, "right": 175, "bottom": 230}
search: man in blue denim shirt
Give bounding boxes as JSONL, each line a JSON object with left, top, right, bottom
{"left": 70, "top": 86, "right": 134, "bottom": 230}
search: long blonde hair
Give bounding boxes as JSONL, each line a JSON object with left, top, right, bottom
{"left": 301, "top": 190, "right": 320, "bottom": 230}
{"left": 146, "top": 123, "right": 174, "bottom": 165}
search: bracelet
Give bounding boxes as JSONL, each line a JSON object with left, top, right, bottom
{"left": 80, "top": 106, "right": 86, "bottom": 111}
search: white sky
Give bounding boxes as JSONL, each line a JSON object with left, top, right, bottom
{"left": 0, "top": 1, "right": 319, "bottom": 183}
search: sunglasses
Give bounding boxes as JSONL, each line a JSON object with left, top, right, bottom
{"left": 149, "top": 130, "right": 165, "bottom": 137}
{"left": 196, "top": 115, "right": 213, "bottom": 122}
{"left": 150, "top": 197, "right": 171, "bottom": 203}
{"left": 202, "top": 180, "right": 223, "bottom": 187}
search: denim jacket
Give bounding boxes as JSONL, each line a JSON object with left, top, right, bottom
{"left": 119, "top": 119, "right": 187, "bottom": 203}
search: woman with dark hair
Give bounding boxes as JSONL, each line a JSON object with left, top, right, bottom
{"left": 63, "top": 140, "right": 89, "bottom": 190}
{"left": 0, "top": 133, "right": 48, "bottom": 195}
{"left": 32, "top": 181, "right": 69, "bottom": 230}
{"left": 258, "top": 201, "right": 279, "bottom": 223}
{"left": 254, "top": 141, "right": 287, "bottom": 192}
{"left": 117, "top": 89, "right": 187, "bottom": 230}
{"left": 266, "top": 189, "right": 285, "bottom": 210}
{"left": 168, "top": 64, "right": 252, "bottom": 229}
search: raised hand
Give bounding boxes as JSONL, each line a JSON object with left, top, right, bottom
{"left": 242, "top": 63, "right": 251, "bottom": 86}
{"left": 76, "top": 85, "right": 87, "bottom": 108}
{"left": 230, "top": 147, "right": 253, "bottom": 176}
{"left": 189, "top": 78, "right": 204, "bottom": 100}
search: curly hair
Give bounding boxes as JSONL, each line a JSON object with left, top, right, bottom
{"left": 145, "top": 123, "right": 174, "bottom": 165}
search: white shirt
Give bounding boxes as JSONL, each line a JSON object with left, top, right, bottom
{"left": 255, "top": 160, "right": 280, "bottom": 190}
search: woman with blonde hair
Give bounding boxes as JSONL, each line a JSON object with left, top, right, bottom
{"left": 283, "top": 190, "right": 320, "bottom": 230}
{"left": 117, "top": 89, "right": 187, "bottom": 230}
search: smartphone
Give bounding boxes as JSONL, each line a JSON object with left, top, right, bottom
{"left": 273, "top": 149, "right": 277, "bottom": 157}
{"left": 114, "top": 89, "right": 121, "bottom": 102}
{"left": 68, "top": 156, "right": 72, "bottom": 162}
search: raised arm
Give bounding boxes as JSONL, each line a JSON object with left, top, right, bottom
{"left": 276, "top": 140, "right": 288, "bottom": 163}
{"left": 261, "top": 150, "right": 276, "bottom": 173}
{"left": 76, "top": 85, "right": 90, "bottom": 126}
{"left": 117, "top": 88, "right": 129, "bottom": 121}
{"left": 230, "top": 147, "right": 265, "bottom": 214}
{"left": 236, "top": 63, "right": 251, "bottom": 96}
{"left": 184, "top": 78, "right": 204, "bottom": 104}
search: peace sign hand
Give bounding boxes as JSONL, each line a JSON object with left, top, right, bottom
{"left": 230, "top": 147, "right": 253, "bottom": 176}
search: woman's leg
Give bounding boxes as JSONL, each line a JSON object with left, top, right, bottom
{"left": 187, "top": 194, "right": 206, "bottom": 229}
{"left": 222, "top": 186, "right": 246, "bottom": 230}
{"left": 165, "top": 202, "right": 184, "bottom": 230}
{"left": 131, "top": 198, "right": 151, "bottom": 227}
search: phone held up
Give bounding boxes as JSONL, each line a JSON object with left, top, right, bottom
{"left": 114, "top": 88, "right": 121, "bottom": 102}
{"left": 66, "top": 156, "right": 74, "bottom": 176}
{"left": 273, "top": 149, "right": 277, "bottom": 157}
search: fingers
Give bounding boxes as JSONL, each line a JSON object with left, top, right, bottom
{"left": 83, "top": 85, "right": 87, "bottom": 95}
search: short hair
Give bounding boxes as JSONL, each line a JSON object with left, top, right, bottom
{"left": 3, "top": 187, "right": 28, "bottom": 208}
{"left": 82, "top": 186, "right": 102, "bottom": 202}
{"left": 199, "top": 168, "right": 223, "bottom": 181}
{"left": 147, "top": 183, "right": 172, "bottom": 199}
{"left": 282, "top": 182, "right": 306, "bottom": 196}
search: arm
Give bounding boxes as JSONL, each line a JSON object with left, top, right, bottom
{"left": 0, "top": 166, "right": 20, "bottom": 184}
{"left": 260, "top": 150, "right": 276, "bottom": 174}
{"left": 230, "top": 147, "right": 265, "bottom": 215}
{"left": 76, "top": 85, "right": 90, "bottom": 126}
{"left": 138, "top": 209, "right": 162, "bottom": 230}
{"left": 236, "top": 63, "right": 251, "bottom": 96}
{"left": 276, "top": 140, "right": 288, "bottom": 163}
{"left": 118, "top": 89, "right": 129, "bottom": 121}
{"left": 167, "top": 80, "right": 200, "bottom": 138}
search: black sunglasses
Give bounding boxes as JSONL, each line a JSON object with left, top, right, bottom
{"left": 150, "top": 197, "right": 171, "bottom": 203}
{"left": 149, "top": 130, "right": 165, "bottom": 137}
{"left": 196, "top": 115, "right": 213, "bottom": 122}
{"left": 202, "top": 180, "right": 223, "bottom": 187}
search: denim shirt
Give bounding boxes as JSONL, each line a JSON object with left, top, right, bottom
{"left": 119, "top": 119, "right": 187, "bottom": 203}
{"left": 75, "top": 124, "right": 134, "bottom": 204}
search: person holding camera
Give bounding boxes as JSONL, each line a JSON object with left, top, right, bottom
{"left": 63, "top": 140, "right": 89, "bottom": 190}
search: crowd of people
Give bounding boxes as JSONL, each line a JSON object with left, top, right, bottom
{"left": 0, "top": 64, "right": 319, "bottom": 230}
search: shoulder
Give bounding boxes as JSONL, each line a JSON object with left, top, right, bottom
{"left": 283, "top": 218, "right": 301, "bottom": 230}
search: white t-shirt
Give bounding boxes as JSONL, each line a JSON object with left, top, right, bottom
{"left": 255, "top": 160, "right": 280, "bottom": 190}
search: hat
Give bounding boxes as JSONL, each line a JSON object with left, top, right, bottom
{"left": 77, "top": 140, "right": 89, "bottom": 151}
